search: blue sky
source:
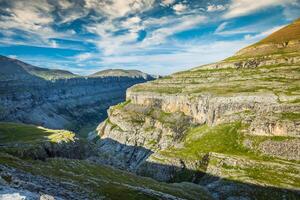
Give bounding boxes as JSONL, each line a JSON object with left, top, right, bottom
{"left": 0, "top": 0, "right": 300, "bottom": 75}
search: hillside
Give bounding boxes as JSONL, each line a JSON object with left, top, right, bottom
{"left": 232, "top": 17, "right": 300, "bottom": 58}
{"left": 91, "top": 19, "right": 300, "bottom": 199}
{"left": 256, "top": 18, "right": 300, "bottom": 45}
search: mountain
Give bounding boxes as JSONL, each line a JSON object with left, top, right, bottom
{"left": 90, "top": 19, "right": 300, "bottom": 199}
{"left": 0, "top": 55, "right": 154, "bottom": 133}
{"left": 90, "top": 69, "right": 153, "bottom": 79}
{"left": 0, "top": 55, "right": 78, "bottom": 80}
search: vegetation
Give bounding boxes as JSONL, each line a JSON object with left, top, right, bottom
{"left": 160, "top": 122, "right": 249, "bottom": 159}
{"left": 111, "top": 100, "right": 131, "bottom": 111}
{"left": 280, "top": 112, "right": 300, "bottom": 121}
{"left": 0, "top": 122, "right": 75, "bottom": 145}
{"left": 156, "top": 122, "right": 300, "bottom": 188}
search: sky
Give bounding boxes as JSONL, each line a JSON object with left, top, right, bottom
{"left": 0, "top": 0, "right": 300, "bottom": 75}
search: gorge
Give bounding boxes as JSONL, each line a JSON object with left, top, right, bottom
{"left": 0, "top": 18, "right": 300, "bottom": 200}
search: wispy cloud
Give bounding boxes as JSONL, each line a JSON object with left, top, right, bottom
{"left": 223, "top": 0, "right": 298, "bottom": 19}
{"left": 207, "top": 4, "right": 227, "bottom": 12}
{"left": 244, "top": 25, "right": 286, "bottom": 41}
{"left": 84, "top": 0, "right": 155, "bottom": 19}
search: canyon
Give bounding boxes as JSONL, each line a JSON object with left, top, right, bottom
{"left": 0, "top": 19, "right": 300, "bottom": 199}
{"left": 0, "top": 55, "right": 154, "bottom": 133}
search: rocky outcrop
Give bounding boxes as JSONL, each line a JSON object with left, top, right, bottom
{"left": 127, "top": 91, "right": 300, "bottom": 136}
{"left": 0, "top": 165, "right": 88, "bottom": 200}
{"left": 258, "top": 139, "right": 300, "bottom": 160}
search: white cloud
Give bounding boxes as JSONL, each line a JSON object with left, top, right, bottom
{"left": 161, "top": 0, "right": 175, "bottom": 6}
{"left": 58, "top": 0, "right": 74, "bottom": 9}
{"left": 50, "top": 40, "right": 58, "bottom": 48}
{"left": 215, "top": 22, "right": 228, "bottom": 33}
{"left": 142, "top": 15, "right": 206, "bottom": 46}
{"left": 122, "top": 16, "right": 142, "bottom": 28}
{"left": 74, "top": 53, "right": 94, "bottom": 62}
{"left": 224, "top": 0, "right": 298, "bottom": 19}
{"left": 214, "top": 19, "right": 279, "bottom": 36}
{"left": 173, "top": 3, "right": 188, "bottom": 13}
{"left": 84, "top": 0, "right": 155, "bottom": 19}
{"left": 0, "top": 0, "right": 78, "bottom": 48}
{"left": 207, "top": 4, "right": 226, "bottom": 12}
{"left": 0, "top": 0, "right": 54, "bottom": 31}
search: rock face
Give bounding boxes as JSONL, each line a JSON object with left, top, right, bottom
{"left": 92, "top": 19, "right": 300, "bottom": 198}
{"left": 0, "top": 56, "right": 154, "bottom": 130}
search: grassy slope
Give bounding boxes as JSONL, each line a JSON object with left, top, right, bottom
{"left": 228, "top": 18, "right": 300, "bottom": 59}
{"left": 0, "top": 122, "right": 75, "bottom": 144}
{"left": 157, "top": 122, "right": 300, "bottom": 189}
{"left": 0, "top": 122, "right": 210, "bottom": 200}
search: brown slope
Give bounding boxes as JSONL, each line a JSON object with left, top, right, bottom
{"left": 235, "top": 18, "right": 300, "bottom": 57}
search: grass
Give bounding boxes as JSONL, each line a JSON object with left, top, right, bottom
{"left": 280, "top": 112, "right": 300, "bottom": 121}
{"left": 76, "top": 123, "right": 98, "bottom": 138}
{"left": 111, "top": 100, "right": 131, "bottom": 111}
{"left": 160, "top": 121, "right": 298, "bottom": 161}
{"left": 156, "top": 122, "right": 300, "bottom": 189}
{"left": 0, "top": 122, "right": 75, "bottom": 145}
{"left": 160, "top": 122, "right": 251, "bottom": 160}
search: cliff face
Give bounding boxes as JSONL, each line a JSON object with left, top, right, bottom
{"left": 0, "top": 56, "right": 154, "bottom": 131}
{"left": 92, "top": 19, "right": 300, "bottom": 199}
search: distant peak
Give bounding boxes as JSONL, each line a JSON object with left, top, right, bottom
{"left": 90, "top": 69, "right": 154, "bottom": 80}
{"left": 0, "top": 55, "right": 79, "bottom": 80}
